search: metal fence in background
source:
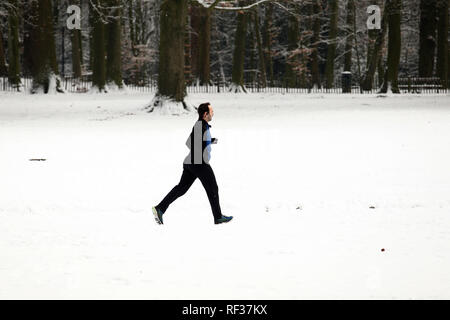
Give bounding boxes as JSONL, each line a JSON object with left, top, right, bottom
{"left": 0, "top": 76, "right": 448, "bottom": 94}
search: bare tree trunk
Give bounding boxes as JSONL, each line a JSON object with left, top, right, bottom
{"left": 0, "top": 27, "right": 7, "bottom": 77}
{"left": 325, "top": 0, "right": 339, "bottom": 89}
{"left": 71, "top": 27, "right": 82, "bottom": 78}
{"left": 377, "top": 49, "right": 385, "bottom": 86}
{"left": 230, "top": 0, "right": 248, "bottom": 92}
{"left": 184, "top": 12, "right": 191, "bottom": 85}
{"left": 198, "top": 6, "right": 211, "bottom": 85}
{"left": 436, "top": 0, "right": 448, "bottom": 88}
{"left": 23, "top": 2, "right": 36, "bottom": 77}
{"left": 135, "top": 0, "right": 143, "bottom": 45}
{"left": 249, "top": 19, "right": 256, "bottom": 85}
{"left": 262, "top": 2, "right": 274, "bottom": 86}
{"left": 285, "top": 13, "right": 299, "bottom": 88}
{"left": 254, "top": 9, "right": 266, "bottom": 87}
{"left": 91, "top": 0, "right": 106, "bottom": 92}
{"left": 344, "top": 0, "right": 355, "bottom": 72}
{"left": 190, "top": 4, "right": 200, "bottom": 82}
{"left": 30, "top": 0, "right": 63, "bottom": 93}
{"left": 106, "top": 0, "right": 123, "bottom": 88}
{"left": 8, "top": 0, "right": 21, "bottom": 87}
{"left": 79, "top": 0, "right": 84, "bottom": 65}
{"left": 418, "top": 0, "right": 437, "bottom": 77}
{"left": 190, "top": 4, "right": 211, "bottom": 85}
{"left": 213, "top": 13, "right": 226, "bottom": 84}
{"left": 147, "top": 0, "right": 191, "bottom": 113}
{"left": 158, "top": 0, "right": 187, "bottom": 101}
{"left": 310, "top": 0, "right": 321, "bottom": 88}
{"left": 362, "top": 2, "right": 388, "bottom": 91}
{"left": 380, "top": 0, "right": 402, "bottom": 93}
{"left": 353, "top": 0, "right": 363, "bottom": 86}
{"left": 128, "top": 0, "right": 137, "bottom": 56}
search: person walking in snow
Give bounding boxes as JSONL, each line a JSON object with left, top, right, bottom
{"left": 152, "top": 103, "right": 233, "bottom": 225}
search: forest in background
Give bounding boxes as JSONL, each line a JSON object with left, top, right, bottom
{"left": 0, "top": 1, "right": 448, "bottom": 103}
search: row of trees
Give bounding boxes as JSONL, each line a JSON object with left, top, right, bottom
{"left": 0, "top": 0, "right": 126, "bottom": 93}
{"left": 0, "top": 1, "right": 448, "bottom": 109}
{"left": 1, "top": 0, "right": 63, "bottom": 93}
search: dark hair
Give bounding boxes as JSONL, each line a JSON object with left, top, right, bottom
{"left": 198, "top": 102, "right": 211, "bottom": 120}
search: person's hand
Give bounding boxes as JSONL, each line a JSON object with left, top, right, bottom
{"left": 212, "top": 138, "right": 218, "bottom": 144}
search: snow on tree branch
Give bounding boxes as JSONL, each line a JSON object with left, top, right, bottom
{"left": 192, "top": 0, "right": 301, "bottom": 18}
{"left": 193, "top": 0, "right": 273, "bottom": 11}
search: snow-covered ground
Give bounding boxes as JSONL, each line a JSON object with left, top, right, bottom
{"left": 0, "top": 91, "right": 449, "bottom": 299}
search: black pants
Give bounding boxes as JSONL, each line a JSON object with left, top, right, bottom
{"left": 156, "top": 163, "right": 222, "bottom": 220}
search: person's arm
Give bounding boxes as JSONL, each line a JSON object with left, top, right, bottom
{"left": 185, "top": 134, "right": 191, "bottom": 149}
